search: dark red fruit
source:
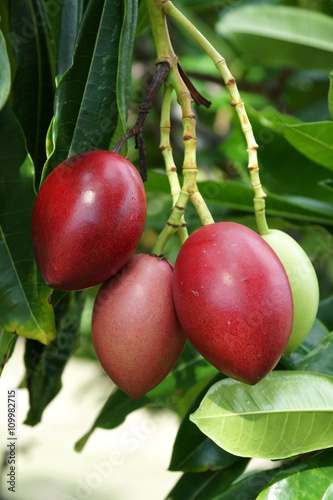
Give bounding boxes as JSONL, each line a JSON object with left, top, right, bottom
{"left": 31, "top": 150, "right": 146, "bottom": 290}
{"left": 91, "top": 254, "right": 186, "bottom": 400}
{"left": 172, "top": 222, "right": 293, "bottom": 385}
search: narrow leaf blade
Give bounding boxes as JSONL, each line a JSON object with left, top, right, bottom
{"left": 0, "top": 104, "right": 55, "bottom": 344}
{"left": 190, "top": 372, "right": 333, "bottom": 459}
{"left": 0, "top": 29, "right": 10, "bottom": 110}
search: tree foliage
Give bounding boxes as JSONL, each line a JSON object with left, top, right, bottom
{"left": 1, "top": 0, "right": 333, "bottom": 498}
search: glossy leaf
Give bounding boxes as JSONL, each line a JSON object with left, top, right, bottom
{"left": 75, "top": 342, "right": 218, "bottom": 451}
{"left": 280, "top": 319, "right": 331, "bottom": 372}
{"left": 284, "top": 122, "right": 333, "bottom": 170}
{"left": 164, "top": 461, "right": 248, "bottom": 500}
{"left": 214, "top": 468, "right": 280, "bottom": 500}
{"left": 42, "top": 0, "right": 133, "bottom": 181}
{"left": 217, "top": 5, "right": 333, "bottom": 70}
{"left": 0, "top": 329, "right": 17, "bottom": 376}
{"left": 0, "top": 29, "right": 10, "bottom": 110}
{"left": 0, "top": 104, "right": 56, "bottom": 344}
{"left": 169, "top": 373, "right": 241, "bottom": 472}
{"left": 190, "top": 372, "right": 333, "bottom": 459}
{"left": 8, "top": 0, "right": 54, "bottom": 179}
{"left": 24, "top": 292, "right": 84, "bottom": 426}
{"left": 257, "top": 449, "right": 333, "bottom": 499}
{"left": 54, "top": 0, "right": 84, "bottom": 84}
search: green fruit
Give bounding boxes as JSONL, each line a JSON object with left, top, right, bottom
{"left": 261, "top": 229, "right": 319, "bottom": 356}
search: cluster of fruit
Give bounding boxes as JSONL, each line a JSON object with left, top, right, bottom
{"left": 32, "top": 150, "right": 319, "bottom": 399}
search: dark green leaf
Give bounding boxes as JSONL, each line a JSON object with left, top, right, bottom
{"left": 146, "top": 172, "right": 333, "bottom": 225}
{"left": 8, "top": 0, "right": 55, "bottom": 180}
{"left": 0, "top": 29, "right": 10, "bottom": 110}
{"left": 329, "top": 70, "right": 333, "bottom": 120}
{"left": 0, "top": 329, "right": 17, "bottom": 376}
{"left": 24, "top": 292, "right": 84, "bottom": 426}
{"left": 217, "top": 6, "right": 333, "bottom": 70}
{"left": 257, "top": 449, "right": 333, "bottom": 499}
{"left": 214, "top": 468, "right": 280, "bottom": 500}
{"left": 280, "top": 319, "right": 330, "bottom": 371}
{"left": 284, "top": 122, "right": 333, "bottom": 170}
{"left": 42, "top": 0, "right": 127, "bottom": 180}
{"left": 75, "top": 342, "right": 218, "bottom": 451}
{"left": 54, "top": 0, "right": 84, "bottom": 84}
{"left": 190, "top": 372, "right": 333, "bottom": 459}
{"left": 164, "top": 461, "right": 248, "bottom": 500}
{"left": 169, "top": 373, "right": 241, "bottom": 473}
{"left": 318, "top": 295, "right": 333, "bottom": 331}
{"left": 248, "top": 107, "right": 333, "bottom": 205}
{"left": 0, "top": 104, "right": 55, "bottom": 344}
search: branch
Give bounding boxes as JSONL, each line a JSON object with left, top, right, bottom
{"left": 112, "top": 62, "right": 171, "bottom": 181}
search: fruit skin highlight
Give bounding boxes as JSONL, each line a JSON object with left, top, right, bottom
{"left": 172, "top": 222, "right": 294, "bottom": 385}
{"left": 91, "top": 254, "right": 186, "bottom": 400}
{"left": 261, "top": 229, "right": 319, "bottom": 356}
{"left": 31, "top": 150, "right": 147, "bottom": 291}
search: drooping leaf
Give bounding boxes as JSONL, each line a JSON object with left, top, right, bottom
{"left": 42, "top": 0, "right": 135, "bottom": 181}
{"left": 54, "top": 0, "right": 84, "bottom": 84}
{"left": 257, "top": 449, "right": 333, "bottom": 499}
{"left": 24, "top": 292, "right": 84, "bottom": 426}
{"left": 0, "top": 329, "right": 17, "bottom": 376}
{"left": 0, "top": 104, "right": 56, "bottom": 344}
{"left": 164, "top": 461, "right": 248, "bottom": 500}
{"left": 7, "top": 0, "right": 55, "bottom": 181}
{"left": 190, "top": 371, "right": 333, "bottom": 459}
{"left": 284, "top": 122, "right": 333, "bottom": 170}
{"left": 0, "top": 29, "right": 10, "bottom": 110}
{"left": 169, "top": 373, "right": 242, "bottom": 473}
{"left": 217, "top": 5, "right": 333, "bottom": 70}
{"left": 75, "top": 342, "right": 218, "bottom": 451}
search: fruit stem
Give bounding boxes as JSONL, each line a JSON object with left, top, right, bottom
{"left": 147, "top": 0, "right": 214, "bottom": 255}
{"left": 162, "top": 0, "right": 270, "bottom": 235}
{"left": 160, "top": 82, "right": 189, "bottom": 245}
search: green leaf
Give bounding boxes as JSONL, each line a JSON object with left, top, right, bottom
{"left": 0, "top": 329, "right": 17, "bottom": 376}
{"left": 318, "top": 295, "right": 333, "bottom": 331}
{"left": 247, "top": 106, "right": 333, "bottom": 205}
{"left": 257, "top": 449, "right": 333, "bottom": 499}
{"left": 169, "top": 373, "right": 241, "bottom": 473}
{"left": 190, "top": 371, "right": 333, "bottom": 460}
{"left": 146, "top": 172, "right": 333, "bottom": 225}
{"left": 164, "top": 461, "right": 248, "bottom": 500}
{"left": 329, "top": 70, "right": 333, "bottom": 120}
{"left": 280, "top": 319, "right": 331, "bottom": 372}
{"left": 24, "top": 292, "right": 84, "bottom": 426}
{"left": 54, "top": 0, "right": 84, "bottom": 84}
{"left": 0, "top": 29, "right": 10, "bottom": 110}
{"left": 0, "top": 104, "right": 56, "bottom": 344}
{"left": 214, "top": 468, "right": 280, "bottom": 500}
{"left": 217, "top": 5, "right": 333, "bottom": 70}
{"left": 42, "top": 0, "right": 130, "bottom": 181}
{"left": 75, "top": 342, "right": 218, "bottom": 451}
{"left": 8, "top": 0, "right": 55, "bottom": 180}
{"left": 284, "top": 122, "right": 333, "bottom": 171}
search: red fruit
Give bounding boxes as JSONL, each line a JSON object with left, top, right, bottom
{"left": 91, "top": 254, "right": 186, "bottom": 399}
{"left": 31, "top": 150, "right": 146, "bottom": 290}
{"left": 172, "top": 222, "right": 293, "bottom": 385}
